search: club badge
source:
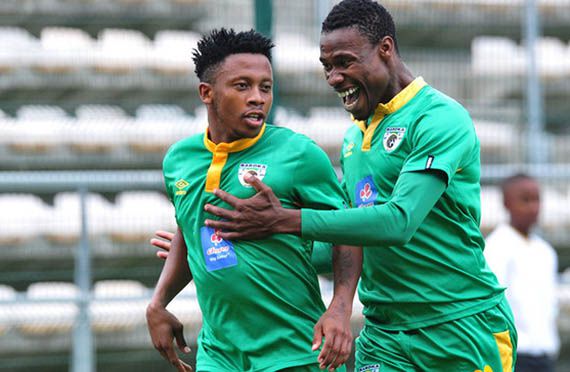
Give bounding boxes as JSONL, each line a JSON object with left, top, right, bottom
{"left": 382, "top": 127, "right": 406, "bottom": 152}
{"left": 238, "top": 163, "right": 267, "bottom": 187}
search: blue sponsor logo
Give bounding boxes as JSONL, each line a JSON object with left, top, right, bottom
{"left": 355, "top": 176, "right": 378, "bottom": 208}
{"left": 200, "top": 226, "right": 237, "bottom": 272}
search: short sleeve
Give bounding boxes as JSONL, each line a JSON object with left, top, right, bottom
{"left": 401, "top": 104, "right": 476, "bottom": 184}
{"left": 292, "top": 139, "right": 348, "bottom": 211}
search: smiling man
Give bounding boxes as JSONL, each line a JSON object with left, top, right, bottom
{"left": 202, "top": 1, "right": 518, "bottom": 371}
{"left": 146, "top": 28, "right": 360, "bottom": 372}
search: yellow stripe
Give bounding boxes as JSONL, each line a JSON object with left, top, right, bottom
{"left": 202, "top": 124, "right": 266, "bottom": 193}
{"left": 493, "top": 330, "right": 513, "bottom": 372}
{"left": 352, "top": 77, "right": 427, "bottom": 152}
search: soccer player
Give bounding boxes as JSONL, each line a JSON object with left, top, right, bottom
{"left": 146, "top": 28, "right": 361, "bottom": 372}
{"left": 202, "top": 1, "right": 518, "bottom": 371}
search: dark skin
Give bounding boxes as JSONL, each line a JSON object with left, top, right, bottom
{"left": 149, "top": 51, "right": 361, "bottom": 371}
{"left": 503, "top": 178, "right": 541, "bottom": 237}
{"left": 203, "top": 27, "right": 414, "bottom": 239}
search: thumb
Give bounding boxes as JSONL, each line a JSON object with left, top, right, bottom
{"left": 312, "top": 323, "right": 323, "bottom": 351}
{"left": 174, "top": 327, "right": 191, "bottom": 354}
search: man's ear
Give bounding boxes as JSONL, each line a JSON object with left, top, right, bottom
{"left": 199, "top": 82, "right": 213, "bottom": 104}
{"left": 377, "top": 36, "right": 396, "bottom": 61}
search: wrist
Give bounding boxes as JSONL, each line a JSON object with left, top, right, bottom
{"left": 275, "top": 208, "right": 301, "bottom": 235}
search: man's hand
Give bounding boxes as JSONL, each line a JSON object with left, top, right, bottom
{"left": 146, "top": 303, "right": 193, "bottom": 371}
{"left": 204, "top": 174, "right": 301, "bottom": 240}
{"left": 312, "top": 303, "right": 353, "bottom": 371}
{"left": 151, "top": 230, "right": 174, "bottom": 260}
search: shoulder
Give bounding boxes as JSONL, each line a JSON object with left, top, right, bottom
{"left": 416, "top": 87, "right": 473, "bottom": 129}
{"left": 163, "top": 133, "right": 204, "bottom": 167}
{"left": 264, "top": 124, "right": 325, "bottom": 156}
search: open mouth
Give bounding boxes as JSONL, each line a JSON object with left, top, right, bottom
{"left": 243, "top": 112, "right": 264, "bottom": 126}
{"left": 337, "top": 86, "right": 360, "bottom": 111}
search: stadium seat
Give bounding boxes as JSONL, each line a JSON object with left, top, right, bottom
{"left": 35, "top": 27, "right": 94, "bottom": 73}
{"left": 151, "top": 30, "right": 200, "bottom": 75}
{"left": 0, "top": 194, "right": 48, "bottom": 246}
{"left": 17, "top": 282, "right": 78, "bottom": 336}
{"left": 0, "top": 27, "right": 39, "bottom": 72}
{"left": 94, "top": 28, "right": 151, "bottom": 73}
{"left": 108, "top": 191, "right": 176, "bottom": 243}
{"left": 0, "top": 285, "right": 17, "bottom": 335}
{"left": 91, "top": 280, "right": 148, "bottom": 333}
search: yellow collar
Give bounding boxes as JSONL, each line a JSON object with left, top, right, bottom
{"left": 203, "top": 123, "right": 266, "bottom": 153}
{"left": 352, "top": 77, "right": 427, "bottom": 151}
{"left": 202, "top": 123, "right": 266, "bottom": 193}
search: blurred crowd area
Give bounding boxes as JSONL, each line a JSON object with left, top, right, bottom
{"left": 1, "top": 0, "right": 570, "bottom": 371}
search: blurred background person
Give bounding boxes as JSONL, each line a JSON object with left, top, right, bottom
{"left": 485, "top": 173, "right": 560, "bottom": 372}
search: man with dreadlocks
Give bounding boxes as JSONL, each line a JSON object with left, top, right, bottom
{"left": 146, "top": 28, "right": 360, "bottom": 372}
{"left": 201, "top": 1, "right": 518, "bottom": 371}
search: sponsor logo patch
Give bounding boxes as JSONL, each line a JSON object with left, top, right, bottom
{"left": 200, "top": 226, "right": 237, "bottom": 272}
{"left": 382, "top": 127, "right": 406, "bottom": 152}
{"left": 238, "top": 163, "right": 267, "bottom": 187}
{"left": 355, "top": 175, "right": 378, "bottom": 208}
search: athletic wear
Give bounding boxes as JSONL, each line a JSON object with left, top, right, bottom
{"left": 163, "top": 124, "right": 348, "bottom": 371}
{"left": 303, "top": 77, "right": 504, "bottom": 330}
{"left": 355, "top": 296, "right": 517, "bottom": 372}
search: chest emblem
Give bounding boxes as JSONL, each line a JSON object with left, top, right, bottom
{"left": 238, "top": 163, "right": 267, "bottom": 187}
{"left": 355, "top": 175, "right": 378, "bottom": 208}
{"left": 343, "top": 142, "right": 355, "bottom": 158}
{"left": 382, "top": 127, "right": 406, "bottom": 152}
{"left": 175, "top": 179, "right": 189, "bottom": 195}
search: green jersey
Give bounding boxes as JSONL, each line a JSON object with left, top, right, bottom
{"left": 163, "top": 124, "right": 347, "bottom": 371}
{"left": 303, "top": 78, "right": 503, "bottom": 330}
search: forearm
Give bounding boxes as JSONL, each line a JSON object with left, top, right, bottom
{"left": 150, "top": 228, "right": 192, "bottom": 308}
{"left": 329, "top": 245, "right": 362, "bottom": 312}
{"left": 302, "top": 171, "right": 447, "bottom": 246}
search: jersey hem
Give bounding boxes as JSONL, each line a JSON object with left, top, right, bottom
{"left": 364, "top": 292, "right": 505, "bottom": 331}
{"left": 197, "top": 354, "right": 318, "bottom": 372}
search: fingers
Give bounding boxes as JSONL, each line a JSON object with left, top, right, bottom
{"left": 151, "top": 238, "right": 172, "bottom": 251}
{"left": 155, "top": 230, "right": 175, "bottom": 241}
{"left": 312, "top": 322, "right": 323, "bottom": 351}
{"left": 174, "top": 326, "right": 191, "bottom": 355}
{"left": 156, "top": 251, "right": 168, "bottom": 260}
{"left": 204, "top": 204, "right": 236, "bottom": 220}
{"left": 243, "top": 174, "right": 269, "bottom": 193}
{"left": 212, "top": 188, "right": 241, "bottom": 207}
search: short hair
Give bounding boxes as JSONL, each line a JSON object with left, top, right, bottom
{"left": 321, "top": 0, "right": 399, "bottom": 52}
{"left": 501, "top": 173, "right": 536, "bottom": 194}
{"left": 192, "top": 28, "right": 274, "bottom": 83}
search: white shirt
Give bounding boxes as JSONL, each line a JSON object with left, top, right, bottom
{"left": 484, "top": 224, "right": 559, "bottom": 356}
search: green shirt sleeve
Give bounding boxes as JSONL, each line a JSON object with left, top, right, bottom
{"left": 292, "top": 137, "right": 348, "bottom": 210}
{"left": 301, "top": 170, "right": 447, "bottom": 246}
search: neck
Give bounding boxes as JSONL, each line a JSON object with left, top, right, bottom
{"left": 207, "top": 119, "right": 239, "bottom": 144}
{"left": 381, "top": 64, "right": 416, "bottom": 105}
{"left": 510, "top": 222, "right": 531, "bottom": 237}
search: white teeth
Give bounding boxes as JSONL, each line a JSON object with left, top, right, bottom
{"left": 337, "top": 87, "right": 358, "bottom": 98}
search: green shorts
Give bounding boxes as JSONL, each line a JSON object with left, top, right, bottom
{"left": 279, "top": 362, "right": 347, "bottom": 372}
{"left": 355, "top": 297, "right": 517, "bottom": 372}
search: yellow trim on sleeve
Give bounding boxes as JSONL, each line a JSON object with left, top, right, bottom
{"left": 203, "top": 124, "right": 266, "bottom": 193}
{"left": 352, "top": 77, "right": 427, "bottom": 152}
{"left": 493, "top": 330, "right": 513, "bottom": 372}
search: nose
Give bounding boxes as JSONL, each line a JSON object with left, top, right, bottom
{"left": 326, "top": 68, "right": 344, "bottom": 87}
{"left": 248, "top": 87, "right": 266, "bottom": 106}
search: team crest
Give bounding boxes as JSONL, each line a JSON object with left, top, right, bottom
{"left": 238, "top": 163, "right": 267, "bottom": 187}
{"left": 383, "top": 127, "right": 406, "bottom": 152}
{"left": 359, "top": 364, "right": 380, "bottom": 372}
